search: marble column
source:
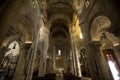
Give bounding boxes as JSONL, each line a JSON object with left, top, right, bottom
{"left": 52, "top": 44, "right": 56, "bottom": 72}
{"left": 70, "top": 34, "right": 77, "bottom": 76}
{"left": 13, "top": 44, "right": 25, "bottom": 80}
{"left": 91, "top": 41, "right": 112, "bottom": 80}
{"left": 69, "top": 25, "right": 82, "bottom": 77}
{"left": 69, "top": 50, "right": 74, "bottom": 74}
{"left": 80, "top": 22, "right": 100, "bottom": 79}
{"left": 25, "top": 30, "right": 39, "bottom": 80}
{"left": 24, "top": 45, "right": 33, "bottom": 80}
{"left": 38, "top": 41, "right": 45, "bottom": 76}
{"left": 48, "top": 41, "right": 55, "bottom": 73}
{"left": 38, "top": 30, "right": 49, "bottom": 76}
{"left": 74, "top": 41, "right": 82, "bottom": 77}
{"left": 71, "top": 34, "right": 82, "bottom": 77}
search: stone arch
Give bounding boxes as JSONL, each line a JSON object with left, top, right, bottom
{"left": 46, "top": 0, "right": 74, "bottom": 8}
{"left": 90, "top": 15, "right": 111, "bottom": 41}
{"left": 0, "top": 34, "right": 20, "bottom": 65}
{"left": 0, "top": 34, "right": 22, "bottom": 80}
{"left": 0, "top": 14, "right": 34, "bottom": 62}
{"left": 13, "top": 15, "right": 35, "bottom": 43}
{"left": 50, "top": 18, "right": 69, "bottom": 37}
{"left": 48, "top": 18, "right": 71, "bottom": 73}
{"left": 49, "top": 14, "right": 71, "bottom": 29}
{"left": 1, "top": 34, "right": 20, "bottom": 48}
{"left": 89, "top": 13, "right": 120, "bottom": 80}
{"left": 0, "top": 14, "right": 35, "bottom": 67}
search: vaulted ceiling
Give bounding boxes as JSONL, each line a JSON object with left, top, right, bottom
{"left": 40, "top": 0, "right": 75, "bottom": 42}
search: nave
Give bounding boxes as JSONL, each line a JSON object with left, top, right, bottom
{"left": 0, "top": 0, "right": 120, "bottom": 80}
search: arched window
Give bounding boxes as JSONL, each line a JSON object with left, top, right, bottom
{"left": 1, "top": 41, "right": 20, "bottom": 79}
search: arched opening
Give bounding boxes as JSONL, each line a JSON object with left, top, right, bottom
{"left": 1, "top": 41, "right": 19, "bottom": 79}
{"left": 90, "top": 15, "right": 120, "bottom": 80}
{"left": 90, "top": 15, "right": 111, "bottom": 41}
{"left": 49, "top": 19, "right": 70, "bottom": 74}
{"left": 0, "top": 34, "right": 20, "bottom": 80}
{"left": 0, "top": 17, "right": 35, "bottom": 80}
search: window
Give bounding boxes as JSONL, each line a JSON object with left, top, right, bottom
{"left": 58, "top": 50, "right": 61, "bottom": 56}
{"left": 103, "top": 49, "right": 120, "bottom": 80}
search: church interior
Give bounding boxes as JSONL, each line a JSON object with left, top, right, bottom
{"left": 0, "top": 0, "right": 120, "bottom": 80}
